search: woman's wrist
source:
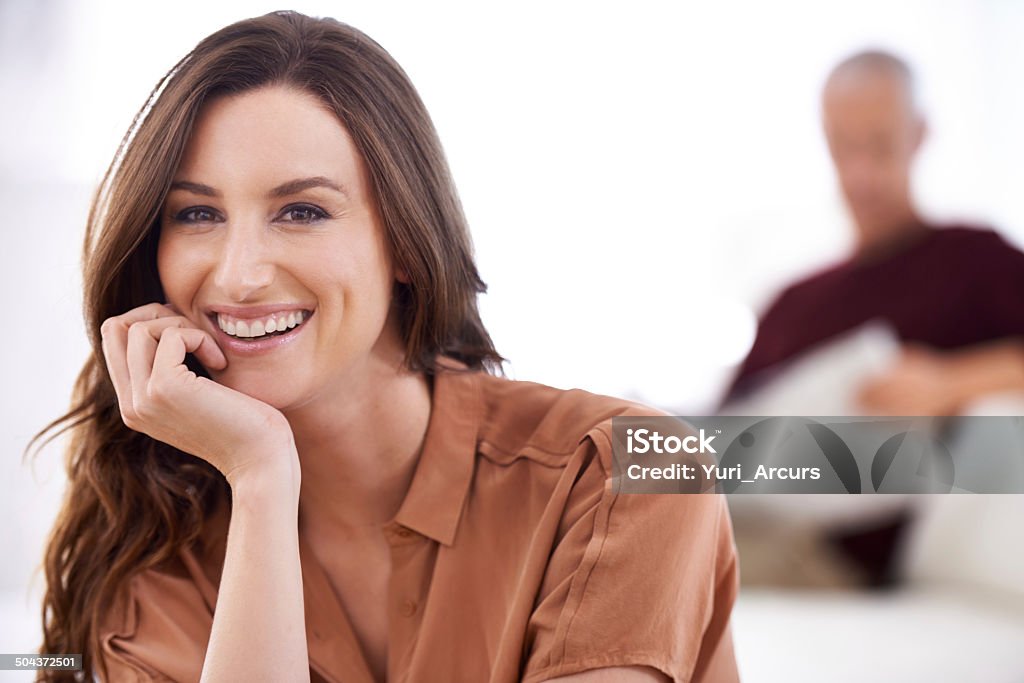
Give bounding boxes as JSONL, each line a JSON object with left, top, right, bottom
{"left": 226, "top": 447, "right": 302, "bottom": 506}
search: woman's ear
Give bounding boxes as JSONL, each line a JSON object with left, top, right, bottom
{"left": 394, "top": 265, "right": 411, "bottom": 284}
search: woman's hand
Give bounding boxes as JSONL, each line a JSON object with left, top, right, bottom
{"left": 102, "top": 304, "right": 309, "bottom": 681}
{"left": 100, "top": 302, "right": 298, "bottom": 486}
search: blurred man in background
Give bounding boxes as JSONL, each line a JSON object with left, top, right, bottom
{"left": 720, "top": 49, "right": 1024, "bottom": 587}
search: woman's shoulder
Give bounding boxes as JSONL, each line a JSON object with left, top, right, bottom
{"left": 470, "top": 368, "right": 668, "bottom": 469}
{"left": 467, "top": 375, "right": 740, "bottom": 682}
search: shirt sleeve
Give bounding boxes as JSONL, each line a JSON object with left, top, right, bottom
{"left": 520, "top": 425, "right": 741, "bottom": 683}
{"left": 973, "top": 230, "right": 1024, "bottom": 338}
{"left": 95, "top": 563, "right": 212, "bottom": 682}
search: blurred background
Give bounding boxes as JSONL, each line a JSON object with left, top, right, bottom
{"left": 1, "top": 0, "right": 1023, "bottom": 681}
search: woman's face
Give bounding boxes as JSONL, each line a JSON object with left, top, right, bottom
{"left": 157, "top": 85, "right": 402, "bottom": 411}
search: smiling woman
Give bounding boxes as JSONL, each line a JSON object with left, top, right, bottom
{"left": 30, "top": 11, "right": 739, "bottom": 683}
{"left": 157, "top": 86, "right": 401, "bottom": 400}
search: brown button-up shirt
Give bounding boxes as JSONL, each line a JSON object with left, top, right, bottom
{"left": 98, "top": 357, "right": 740, "bottom": 682}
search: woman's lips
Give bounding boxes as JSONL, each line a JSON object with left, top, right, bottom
{"left": 207, "top": 309, "right": 314, "bottom": 357}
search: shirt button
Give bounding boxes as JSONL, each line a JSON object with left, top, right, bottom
{"left": 399, "top": 599, "right": 418, "bottom": 617}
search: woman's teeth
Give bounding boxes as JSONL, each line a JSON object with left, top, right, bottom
{"left": 216, "top": 311, "right": 308, "bottom": 339}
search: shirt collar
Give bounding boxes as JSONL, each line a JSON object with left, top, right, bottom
{"left": 391, "top": 355, "right": 482, "bottom": 546}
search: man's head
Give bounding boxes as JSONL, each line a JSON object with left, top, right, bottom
{"left": 822, "top": 50, "right": 926, "bottom": 249}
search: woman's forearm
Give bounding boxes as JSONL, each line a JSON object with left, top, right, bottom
{"left": 200, "top": 455, "right": 309, "bottom": 682}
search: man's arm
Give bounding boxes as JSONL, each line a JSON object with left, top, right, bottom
{"left": 857, "top": 337, "right": 1024, "bottom": 415}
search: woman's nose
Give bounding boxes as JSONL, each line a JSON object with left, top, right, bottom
{"left": 212, "top": 223, "right": 276, "bottom": 301}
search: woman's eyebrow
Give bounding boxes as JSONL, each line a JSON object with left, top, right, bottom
{"left": 168, "top": 180, "right": 219, "bottom": 197}
{"left": 268, "top": 176, "right": 349, "bottom": 199}
{"left": 166, "top": 177, "right": 349, "bottom": 199}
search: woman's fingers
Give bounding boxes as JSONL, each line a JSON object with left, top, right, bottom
{"left": 125, "top": 321, "right": 161, "bottom": 415}
{"left": 100, "top": 303, "right": 182, "bottom": 424}
{"left": 122, "top": 319, "right": 227, "bottom": 434}
{"left": 102, "top": 305, "right": 227, "bottom": 430}
{"left": 152, "top": 326, "right": 228, "bottom": 380}
{"left": 126, "top": 317, "right": 226, "bottom": 393}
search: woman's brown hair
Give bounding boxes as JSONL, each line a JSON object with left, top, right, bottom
{"left": 30, "top": 11, "right": 503, "bottom": 681}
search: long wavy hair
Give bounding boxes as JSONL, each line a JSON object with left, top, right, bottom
{"left": 30, "top": 11, "right": 503, "bottom": 681}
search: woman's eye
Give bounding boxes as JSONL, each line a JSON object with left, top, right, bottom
{"left": 279, "top": 204, "right": 330, "bottom": 224}
{"left": 173, "top": 207, "right": 220, "bottom": 223}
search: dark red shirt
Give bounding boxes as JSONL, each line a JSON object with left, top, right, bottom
{"left": 723, "top": 223, "right": 1024, "bottom": 405}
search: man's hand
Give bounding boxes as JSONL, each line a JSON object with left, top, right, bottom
{"left": 856, "top": 339, "right": 1024, "bottom": 415}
